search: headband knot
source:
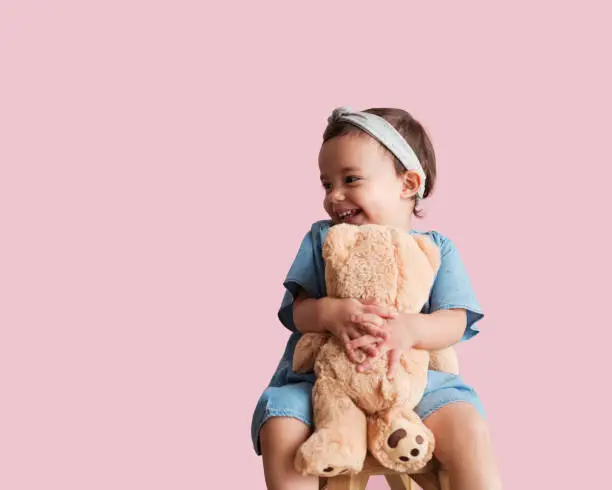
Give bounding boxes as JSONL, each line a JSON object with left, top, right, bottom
{"left": 328, "top": 106, "right": 352, "bottom": 124}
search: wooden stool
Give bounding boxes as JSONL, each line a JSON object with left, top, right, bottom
{"left": 321, "top": 455, "right": 450, "bottom": 490}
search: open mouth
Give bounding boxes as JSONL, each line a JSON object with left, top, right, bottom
{"left": 336, "top": 209, "right": 362, "bottom": 223}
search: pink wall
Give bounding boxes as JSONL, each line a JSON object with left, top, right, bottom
{"left": 1, "top": 2, "right": 610, "bottom": 489}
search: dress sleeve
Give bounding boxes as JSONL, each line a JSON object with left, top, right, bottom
{"left": 428, "top": 234, "right": 484, "bottom": 341}
{"left": 277, "top": 223, "right": 328, "bottom": 332}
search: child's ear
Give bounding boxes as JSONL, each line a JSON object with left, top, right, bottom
{"left": 401, "top": 171, "right": 422, "bottom": 199}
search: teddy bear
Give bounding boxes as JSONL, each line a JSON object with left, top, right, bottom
{"left": 291, "top": 223, "right": 459, "bottom": 477}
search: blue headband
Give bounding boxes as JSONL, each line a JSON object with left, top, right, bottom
{"left": 328, "top": 106, "right": 426, "bottom": 199}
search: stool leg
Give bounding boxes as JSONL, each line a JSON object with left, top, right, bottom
{"left": 326, "top": 474, "right": 369, "bottom": 490}
{"left": 385, "top": 474, "right": 414, "bottom": 489}
{"left": 439, "top": 469, "right": 450, "bottom": 490}
{"left": 411, "top": 472, "right": 442, "bottom": 490}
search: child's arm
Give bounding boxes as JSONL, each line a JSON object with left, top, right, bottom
{"left": 347, "top": 309, "right": 467, "bottom": 374}
{"left": 292, "top": 290, "right": 397, "bottom": 361}
{"left": 293, "top": 291, "right": 397, "bottom": 335}
{"left": 347, "top": 309, "right": 465, "bottom": 356}
{"left": 400, "top": 308, "right": 467, "bottom": 350}
{"left": 291, "top": 292, "right": 331, "bottom": 334}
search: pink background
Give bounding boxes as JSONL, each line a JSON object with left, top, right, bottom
{"left": 1, "top": 1, "right": 611, "bottom": 489}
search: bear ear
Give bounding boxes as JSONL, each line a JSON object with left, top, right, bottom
{"left": 322, "top": 223, "right": 360, "bottom": 263}
{"left": 412, "top": 235, "right": 441, "bottom": 273}
{"left": 390, "top": 227, "right": 439, "bottom": 312}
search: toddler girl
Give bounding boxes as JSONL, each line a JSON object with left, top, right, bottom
{"left": 251, "top": 107, "right": 502, "bottom": 490}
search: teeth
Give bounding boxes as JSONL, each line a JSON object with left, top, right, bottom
{"left": 338, "top": 210, "right": 358, "bottom": 219}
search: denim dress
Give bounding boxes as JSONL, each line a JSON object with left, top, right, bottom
{"left": 251, "top": 220, "right": 486, "bottom": 455}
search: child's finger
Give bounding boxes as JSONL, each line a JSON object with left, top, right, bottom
{"left": 358, "top": 321, "right": 389, "bottom": 339}
{"left": 348, "top": 334, "right": 379, "bottom": 350}
{"left": 387, "top": 349, "right": 401, "bottom": 380}
{"left": 350, "top": 313, "right": 383, "bottom": 327}
{"left": 357, "top": 358, "right": 373, "bottom": 373}
{"left": 354, "top": 312, "right": 384, "bottom": 327}
{"left": 362, "top": 344, "right": 379, "bottom": 357}
{"left": 364, "top": 304, "right": 397, "bottom": 319}
{"left": 347, "top": 349, "right": 359, "bottom": 364}
{"left": 341, "top": 333, "right": 358, "bottom": 363}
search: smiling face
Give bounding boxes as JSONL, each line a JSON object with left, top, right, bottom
{"left": 319, "top": 134, "right": 420, "bottom": 231}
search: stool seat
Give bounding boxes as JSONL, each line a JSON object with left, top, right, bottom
{"left": 321, "top": 454, "right": 450, "bottom": 490}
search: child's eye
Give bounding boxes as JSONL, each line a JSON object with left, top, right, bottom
{"left": 345, "top": 176, "right": 361, "bottom": 184}
{"left": 322, "top": 182, "right": 332, "bottom": 192}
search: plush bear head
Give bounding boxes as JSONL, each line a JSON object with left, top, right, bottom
{"left": 322, "top": 223, "right": 441, "bottom": 314}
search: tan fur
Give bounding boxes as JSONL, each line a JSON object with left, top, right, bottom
{"left": 292, "top": 224, "right": 459, "bottom": 477}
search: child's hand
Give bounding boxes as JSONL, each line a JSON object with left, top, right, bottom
{"left": 322, "top": 298, "right": 397, "bottom": 363}
{"left": 347, "top": 312, "right": 421, "bottom": 378}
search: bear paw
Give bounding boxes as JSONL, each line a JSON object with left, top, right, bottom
{"left": 294, "top": 429, "right": 366, "bottom": 477}
{"left": 371, "top": 419, "right": 434, "bottom": 472}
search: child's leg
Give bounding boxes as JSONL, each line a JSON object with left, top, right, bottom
{"left": 424, "top": 403, "right": 502, "bottom": 490}
{"left": 252, "top": 380, "right": 318, "bottom": 490}
{"left": 260, "top": 417, "right": 319, "bottom": 490}
{"left": 414, "top": 371, "right": 502, "bottom": 489}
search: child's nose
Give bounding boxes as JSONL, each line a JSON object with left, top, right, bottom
{"left": 330, "top": 188, "right": 346, "bottom": 202}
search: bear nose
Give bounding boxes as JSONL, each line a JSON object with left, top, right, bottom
{"left": 387, "top": 428, "right": 407, "bottom": 448}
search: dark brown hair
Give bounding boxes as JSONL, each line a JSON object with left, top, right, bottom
{"left": 322, "top": 107, "right": 436, "bottom": 218}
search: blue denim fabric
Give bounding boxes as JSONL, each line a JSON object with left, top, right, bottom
{"left": 252, "top": 220, "right": 486, "bottom": 455}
